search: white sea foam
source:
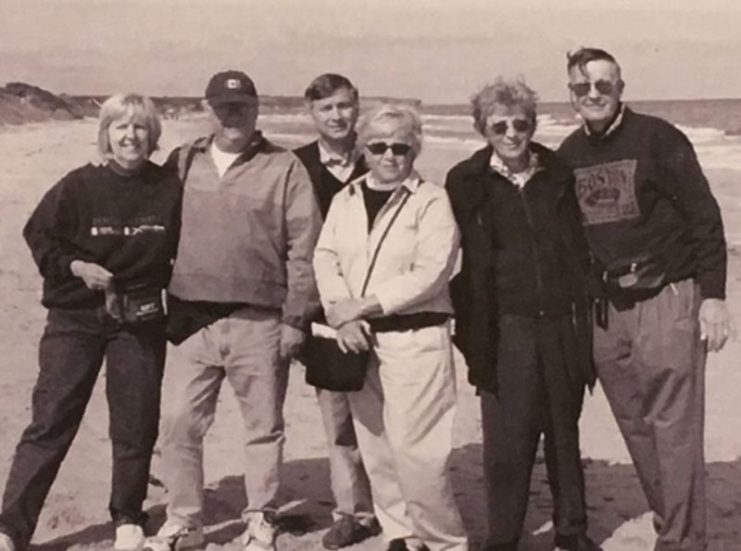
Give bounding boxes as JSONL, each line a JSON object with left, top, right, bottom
{"left": 260, "top": 112, "right": 311, "bottom": 124}
{"left": 696, "top": 142, "right": 741, "bottom": 171}
{"left": 677, "top": 124, "right": 727, "bottom": 144}
{"left": 420, "top": 113, "right": 741, "bottom": 171}
{"left": 265, "top": 110, "right": 741, "bottom": 173}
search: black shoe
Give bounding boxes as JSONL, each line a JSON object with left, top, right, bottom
{"left": 554, "top": 534, "right": 601, "bottom": 551}
{"left": 322, "top": 517, "right": 381, "bottom": 549}
{"left": 386, "top": 539, "right": 430, "bottom": 551}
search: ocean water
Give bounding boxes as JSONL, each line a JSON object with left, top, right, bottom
{"left": 260, "top": 98, "right": 741, "bottom": 172}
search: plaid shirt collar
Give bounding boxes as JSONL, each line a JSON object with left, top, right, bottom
{"left": 489, "top": 148, "right": 542, "bottom": 189}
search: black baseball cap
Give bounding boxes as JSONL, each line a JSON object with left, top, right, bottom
{"left": 205, "top": 70, "right": 258, "bottom": 105}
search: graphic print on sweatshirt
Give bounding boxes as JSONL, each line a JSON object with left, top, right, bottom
{"left": 574, "top": 159, "right": 640, "bottom": 225}
{"left": 90, "top": 214, "right": 167, "bottom": 236}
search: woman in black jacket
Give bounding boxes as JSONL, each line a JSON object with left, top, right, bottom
{"left": 0, "top": 94, "right": 181, "bottom": 551}
{"left": 445, "top": 78, "right": 598, "bottom": 551}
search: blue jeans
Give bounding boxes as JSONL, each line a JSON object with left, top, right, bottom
{"left": 0, "top": 307, "right": 166, "bottom": 549}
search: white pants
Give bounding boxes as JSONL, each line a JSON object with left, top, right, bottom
{"left": 348, "top": 323, "right": 468, "bottom": 551}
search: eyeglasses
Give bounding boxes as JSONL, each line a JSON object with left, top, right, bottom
{"left": 488, "top": 119, "right": 532, "bottom": 135}
{"left": 568, "top": 79, "right": 621, "bottom": 97}
{"left": 365, "top": 142, "right": 413, "bottom": 156}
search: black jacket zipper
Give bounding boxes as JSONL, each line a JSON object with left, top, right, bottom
{"left": 518, "top": 186, "right": 546, "bottom": 316}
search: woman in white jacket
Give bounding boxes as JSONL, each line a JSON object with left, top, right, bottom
{"left": 313, "top": 104, "right": 467, "bottom": 551}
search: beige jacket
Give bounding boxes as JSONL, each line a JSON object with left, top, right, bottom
{"left": 313, "top": 173, "right": 460, "bottom": 317}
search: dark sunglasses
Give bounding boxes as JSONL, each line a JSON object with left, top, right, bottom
{"left": 365, "top": 142, "right": 413, "bottom": 156}
{"left": 488, "top": 119, "right": 532, "bottom": 135}
{"left": 568, "top": 80, "right": 621, "bottom": 97}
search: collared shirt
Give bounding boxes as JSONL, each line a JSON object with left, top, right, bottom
{"left": 313, "top": 172, "right": 460, "bottom": 316}
{"left": 318, "top": 140, "right": 358, "bottom": 183}
{"left": 584, "top": 102, "right": 626, "bottom": 138}
{"left": 489, "top": 149, "right": 542, "bottom": 189}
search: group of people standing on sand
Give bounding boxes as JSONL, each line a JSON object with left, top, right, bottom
{"left": 0, "top": 46, "right": 733, "bottom": 551}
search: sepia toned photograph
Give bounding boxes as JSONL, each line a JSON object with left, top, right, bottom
{"left": 0, "top": 1, "right": 739, "bottom": 550}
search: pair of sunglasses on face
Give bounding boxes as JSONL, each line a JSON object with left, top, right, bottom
{"left": 365, "top": 142, "right": 413, "bottom": 156}
{"left": 488, "top": 119, "right": 532, "bottom": 135}
{"left": 568, "top": 79, "right": 622, "bottom": 97}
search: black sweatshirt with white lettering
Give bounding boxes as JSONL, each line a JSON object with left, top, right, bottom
{"left": 558, "top": 107, "right": 726, "bottom": 300}
{"left": 23, "top": 161, "right": 182, "bottom": 309}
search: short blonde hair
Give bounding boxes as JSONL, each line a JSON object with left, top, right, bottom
{"left": 97, "top": 93, "right": 162, "bottom": 159}
{"left": 471, "top": 77, "right": 538, "bottom": 136}
{"left": 357, "top": 104, "right": 423, "bottom": 157}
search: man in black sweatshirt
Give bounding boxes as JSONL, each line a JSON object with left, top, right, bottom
{"left": 558, "top": 47, "right": 734, "bottom": 551}
{"left": 294, "top": 74, "right": 379, "bottom": 550}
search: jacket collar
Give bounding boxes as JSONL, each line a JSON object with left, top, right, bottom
{"left": 192, "top": 131, "right": 267, "bottom": 156}
{"left": 347, "top": 170, "right": 423, "bottom": 196}
{"left": 464, "top": 142, "right": 572, "bottom": 184}
{"left": 583, "top": 104, "right": 629, "bottom": 140}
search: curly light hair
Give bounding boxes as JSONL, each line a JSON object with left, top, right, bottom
{"left": 471, "top": 77, "right": 538, "bottom": 136}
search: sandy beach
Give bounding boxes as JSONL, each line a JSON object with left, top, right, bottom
{"left": 1, "top": 116, "right": 740, "bottom": 551}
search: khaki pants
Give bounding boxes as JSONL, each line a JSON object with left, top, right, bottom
{"left": 315, "top": 388, "right": 375, "bottom": 522}
{"left": 159, "top": 307, "right": 289, "bottom": 528}
{"left": 348, "top": 323, "right": 468, "bottom": 551}
{"left": 595, "top": 280, "right": 706, "bottom": 551}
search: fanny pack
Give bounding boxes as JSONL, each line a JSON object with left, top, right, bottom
{"left": 603, "top": 255, "right": 665, "bottom": 292}
{"left": 105, "top": 282, "right": 166, "bottom": 324}
{"left": 598, "top": 256, "right": 667, "bottom": 318}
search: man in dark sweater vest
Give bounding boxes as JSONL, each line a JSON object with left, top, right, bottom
{"left": 558, "top": 48, "right": 734, "bottom": 551}
{"left": 294, "top": 74, "right": 379, "bottom": 550}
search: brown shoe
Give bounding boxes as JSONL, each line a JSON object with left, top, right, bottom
{"left": 322, "top": 517, "right": 380, "bottom": 550}
{"left": 554, "top": 534, "right": 601, "bottom": 551}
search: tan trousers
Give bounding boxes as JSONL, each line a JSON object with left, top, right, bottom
{"left": 348, "top": 323, "right": 468, "bottom": 551}
{"left": 159, "top": 307, "right": 289, "bottom": 528}
{"left": 595, "top": 280, "right": 706, "bottom": 551}
{"left": 315, "top": 388, "right": 375, "bottom": 522}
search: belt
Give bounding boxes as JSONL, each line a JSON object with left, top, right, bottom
{"left": 368, "top": 312, "right": 450, "bottom": 333}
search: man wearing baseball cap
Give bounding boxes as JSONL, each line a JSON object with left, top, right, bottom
{"left": 145, "top": 70, "right": 322, "bottom": 551}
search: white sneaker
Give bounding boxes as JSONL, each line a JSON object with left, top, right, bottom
{"left": 0, "top": 532, "right": 15, "bottom": 551}
{"left": 241, "top": 513, "right": 277, "bottom": 551}
{"left": 114, "top": 524, "right": 145, "bottom": 551}
{"left": 143, "top": 523, "right": 204, "bottom": 551}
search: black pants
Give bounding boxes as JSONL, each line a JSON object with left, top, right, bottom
{"left": 0, "top": 308, "right": 166, "bottom": 549}
{"left": 481, "top": 314, "right": 588, "bottom": 550}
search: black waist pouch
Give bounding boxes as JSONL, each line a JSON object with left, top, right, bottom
{"left": 603, "top": 255, "right": 666, "bottom": 305}
{"left": 165, "top": 295, "right": 242, "bottom": 344}
{"left": 106, "top": 282, "right": 166, "bottom": 324}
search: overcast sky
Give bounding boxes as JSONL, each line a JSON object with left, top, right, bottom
{"left": 1, "top": 0, "right": 739, "bottom": 103}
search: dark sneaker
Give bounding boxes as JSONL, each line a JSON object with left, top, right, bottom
{"left": 386, "top": 538, "right": 429, "bottom": 551}
{"left": 322, "top": 517, "right": 381, "bottom": 549}
{"left": 554, "top": 534, "right": 602, "bottom": 551}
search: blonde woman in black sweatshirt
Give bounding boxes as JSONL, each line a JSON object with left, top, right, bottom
{"left": 0, "top": 94, "right": 181, "bottom": 551}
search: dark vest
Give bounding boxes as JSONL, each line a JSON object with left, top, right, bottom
{"left": 294, "top": 141, "right": 367, "bottom": 219}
